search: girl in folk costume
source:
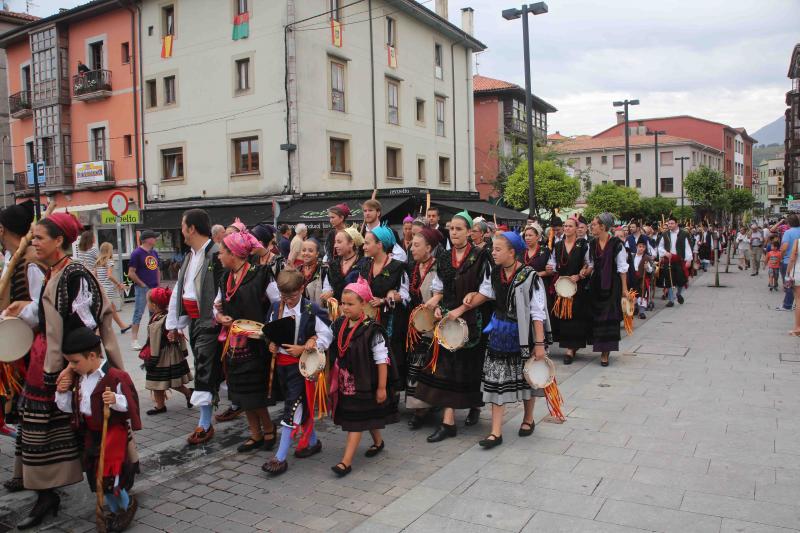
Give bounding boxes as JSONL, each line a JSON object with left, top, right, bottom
{"left": 214, "top": 231, "right": 277, "bottom": 453}
{"left": 588, "top": 213, "right": 631, "bottom": 367}
{"left": 56, "top": 328, "right": 141, "bottom": 531}
{"left": 546, "top": 217, "right": 592, "bottom": 365}
{"left": 463, "top": 232, "right": 550, "bottom": 448}
{"left": 321, "top": 227, "right": 367, "bottom": 302}
{"left": 325, "top": 203, "right": 351, "bottom": 263}
{"left": 329, "top": 278, "right": 399, "bottom": 477}
{"left": 262, "top": 270, "right": 333, "bottom": 476}
{"left": 405, "top": 228, "right": 443, "bottom": 429}
{"left": 362, "top": 226, "right": 409, "bottom": 385}
{"left": 142, "top": 287, "right": 193, "bottom": 415}
{"left": 14, "top": 213, "right": 126, "bottom": 530}
{"left": 299, "top": 237, "right": 325, "bottom": 306}
{"left": 415, "top": 211, "right": 491, "bottom": 442}
{"left": 627, "top": 236, "right": 654, "bottom": 320}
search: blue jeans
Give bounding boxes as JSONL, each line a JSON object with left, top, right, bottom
{"left": 781, "top": 264, "right": 794, "bottom": 310}
{"left": 667, "top": 286, "right": 683, "bottom": 303}
{"left": 132, "top": 285, "right": 150, "bottom": 325}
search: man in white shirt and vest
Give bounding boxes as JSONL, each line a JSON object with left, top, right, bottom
{"left": 656, "top": 216, "right": 693, "bottom": 307}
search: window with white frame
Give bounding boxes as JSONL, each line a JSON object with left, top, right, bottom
{"left": 435, "top": 97, "right": 445, "bottom": 137}
{"left": 162, "top": 147, "right": 183, "bottom": 181}
{"left": 331, "top": 60, "right": 345, "bottom": 112}
{"left": 387, "top": 80, "right": 399, "bottom": 125}
{"left": 434, "top": 44, "right": 443, "bottom": 79}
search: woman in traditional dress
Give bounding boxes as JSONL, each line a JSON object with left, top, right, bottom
{"left": 405, "top": 228, "right": 443, "bottom": 429}
{"left": 299, "top": 238, "right": 325, "bottom": 306}
{"left": 321, "top": 227, "right": 367, "bottom": 302}
{"left": 415, "top": 211, "right": 491, "bottom": 442}
{"left": 14, "top": 212, "right": 125, "bottom": 529}
{"left": 546, "top": 217, "right": 592, "bottom": 365}
{"left": 588, "top": 213, "right": 630, "bottom": 366}
{"left": 464, "top": 231, "right": 549, "bottom": 448}
{"left": 523, "top": 224, "right": 550, "bottom": 275}
{"left": 362, "top": 226, "right": 409, "bottom": 389}
{"left": 250, "top": 223, "right": 285, "bottom": 278}
{"left": 214, "top": 231, "right": 277, "bottom": 452}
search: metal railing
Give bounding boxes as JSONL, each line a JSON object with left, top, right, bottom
{"left": 9, "top": 91, "right": 31, "bottom": 116}
{"left": 73, "top": 69, "right": 112, "bottom": 97}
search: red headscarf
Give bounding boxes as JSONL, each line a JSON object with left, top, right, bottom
{"left": 149, "top": 287, "right": 172, "bottom": 310}
{"left": 48, "top": 212, "right": 83, "bottom": 244}
{"left": 418, "top": 227, "right": 441, "bottom": 248}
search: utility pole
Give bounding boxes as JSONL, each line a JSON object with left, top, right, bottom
{"left": 613, "top": 98, "right": 639, "bottom": 187}
{"left": 646, "top": 129, "right": 666, "bottom": 197}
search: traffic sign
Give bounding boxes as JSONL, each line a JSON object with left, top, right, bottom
{"left": 107, "top": 191, "right": 129, "bottom": 217}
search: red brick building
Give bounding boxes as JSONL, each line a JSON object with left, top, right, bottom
{"left": 473, "top": 74, "right": 556, "bottom": 200}
{"left": 593, "top": 115, "right": 757, "bottom": 189}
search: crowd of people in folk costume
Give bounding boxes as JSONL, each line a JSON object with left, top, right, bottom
{"left": 0, "top": 197, "right": 733, "bottom": 530}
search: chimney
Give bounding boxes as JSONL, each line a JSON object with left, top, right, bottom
{"left": 616, "top": 111, "right": 625, "bottom": 124}
{"left": 435, "top": 0, "right": 448, "bottom": 19}
{"left": 461, "top": 7, "right": 474, "bottom": 36}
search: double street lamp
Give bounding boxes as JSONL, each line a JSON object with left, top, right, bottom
{"left": 613, "top": 99, "right": 639, "bottom": 187}
{"left": 676, "top": 156, "right": 690, "bottom": 210}
{"left": 503, "top": 2, "right": 548, "bottom": 219}
{"left": 646, "top": 129, "right": 666, "bottom": 196}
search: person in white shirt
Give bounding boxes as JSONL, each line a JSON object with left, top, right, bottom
{"left": 361, "top": 199, "right": 407, "bottom": 262}
{"left": 656, "top": 216, "right": 693, "bottom": 307}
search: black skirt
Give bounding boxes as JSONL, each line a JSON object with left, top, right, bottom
{"left": 224, "top": 340, "right": 274, "bottom": 410}
{"left": 413, "top": 342, "right": 485, "bottom": 410}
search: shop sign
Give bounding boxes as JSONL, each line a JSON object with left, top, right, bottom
{"left": 75, "top": 161, "right": 106, "bottom": 184}
{"left": 101, "top": 209, "right": 139, "bottom": 224}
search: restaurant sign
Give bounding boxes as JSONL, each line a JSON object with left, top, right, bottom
{"left": 75, "top": 161, "right": 106, "bottom": 184}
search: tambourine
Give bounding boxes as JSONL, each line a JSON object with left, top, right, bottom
{"left": 298, "top": 348, "right": 327, "bottom": 381}
{"left": 410, "top": 305, "right": 436, "bottom": 333}
{"left": 435, "top": 317, "right": 469, "bottom": 351}
{"left": 231, "top": 319, "right": 264, "bottom": 339}
{"left": 0, "top": 316, "right": 34, "bottom": 363}
{"left": 523, "top": 357, "right": 555, "bottom": 389}
{"left": 554, "top": 277, "right": 577, "bottom": 298}
{"left": 621, "top": 298, "right": 635, "bottom": 317}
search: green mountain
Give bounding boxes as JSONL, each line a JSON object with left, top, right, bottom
{"left": 752, "top": 116, "right": 785, "bottom": 146}
{"left": 754, "top": 144, "right": 784, "bottom": 166}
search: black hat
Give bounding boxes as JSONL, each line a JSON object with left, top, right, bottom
{"left": 140, "top": 229, "right": 159, "bottom": 240}
{"left": 636, "top": 235, "right": 649, "bottom": 246}
{"left": 62, "top": 326, "right": 102, "bottom": 355}
{"left": 550, "top": 216, "right": 563, "bottom": 227}
{"left": 0, "top": 200, "right": 35, "bottom": 236}
{"left": 251, "top": 223, "right": 275, "bottom": 247}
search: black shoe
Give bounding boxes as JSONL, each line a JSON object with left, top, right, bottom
{"left": 751, "top": 272, "right": 758, "bottom": 276}
{"left": 331, "top": 462, "right": 352, "bottom": 477}
{"left": 666, "top": 301, "right": 675, "bottom": 307}
{"left": 295, "top": 440, "right": 322, "bottom": 458}
{"left": 17, "top": 491, "right": 60, "bottom": 530}
{"left": 677, "top": 295, "right": 684, "bottom": 304}
{"left": 465, "top": 408, "right": 481, "bottom": 426}
{"left": 427, "top": 423, "right": 457, "bottom": 443}
{"left": 478, "top": 434, "right": 503, "bottom": 448}
{"left": 639, "top": 312, "right": 646, "bottom": 319}
{"left": 146, "top": 406, "right": 167, "bottom": 416}
{"left": 3, "top": 477, "right": 24, "bottom": 492}
{"left": 563, "top": 353, "right": 574, "bottom": 365}
{"left": 120, "top": 325, "right": 132, "bottom": 334}
{"left": 262, "top": 458, "right": 288, "bottom": 477}
{"left": 518, "top": 421, "right": 535, "bottom": 437}
{"left": 601, "top": 356, "right": 610, "bottom": 367}
{"left": 408, "top": 415, "right": 425, "bottom": 430}
{"left": 237, "top": 438, "right": 264, "bottom": 453}
{"left": 185, "top": 388, "right": 194, "bottom": 409}
{"left": 365, "top": 440, "right": 385, "bottom": 458}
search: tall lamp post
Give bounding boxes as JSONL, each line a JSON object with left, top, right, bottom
{"left": 613, "top": 99, "right": 639, "bottom": 187}
{"left": 503, "top": 2, "right": 548, "bottom": 219}
{"left": 646, "top": 129, "right": 666, "bottom": 197}
{"left": 676, "top": 156, "right": 689, "bottom": 210}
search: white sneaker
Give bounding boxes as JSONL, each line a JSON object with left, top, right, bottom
{"left": 131, "top": 340, "right": 142, "bottom": 351}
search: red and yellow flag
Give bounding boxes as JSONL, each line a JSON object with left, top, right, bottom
{"left": 331, "top": 19, "right": 343, "bottom": 47}
{"left": 387, "top": 45, "right": 397, "bottom": 68}
{"left": 161, "top": 35, "right": 173, "bottom": 58}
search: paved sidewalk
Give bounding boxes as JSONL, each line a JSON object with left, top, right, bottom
{"left": 1, "top": 267, "right": 799, "bottom": 532}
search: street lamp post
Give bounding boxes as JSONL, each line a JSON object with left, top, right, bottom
{"left": 503, "top": 2, "right": 548, "bottom": 219}
{"left": 613, "top": 99, "right": 639, "bottom": 187}
{"left": 646, "top": 129, "right": 666, "bottom": 197}
{"left": 677, "top": 156, "right": 689, "bottom": 210}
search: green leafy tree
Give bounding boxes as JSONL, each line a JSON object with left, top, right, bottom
{"left": 504, "top": 159, "right": 581, "bottom": 218}
{"left": 490, "top": 144, "right": 562, "bottom": 202}
{"left": 725, "top": 188, "right": 755, "bottom": 226}
{"left": 584, "top": 183, "right": 641, "bottom": 220}
{"left": 684, "top": 166, "right": 726, "bottom": 216}
{"left": 673, "top": 206, "right": 695, "bottom": 222}
{"left": 638, "top": 196, "right": 677, "bottom": 222}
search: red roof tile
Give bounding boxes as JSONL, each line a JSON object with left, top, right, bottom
{"left": 0, "top": 10, "right": 39, "bottom": 22}
{"left": 473, "top": 74, "right": 520, "bottom": 92}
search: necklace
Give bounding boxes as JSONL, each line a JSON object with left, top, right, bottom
{"left": 337, "top": 315, "right": 366, "bottom": 358}
{"left": 411, "top": 257, "right": 434, "bottom": 294}
{"left": 225, "top": 262, "right": 250, "bottom": 301}
{"left": 451, "top": 242, "right": 472, "bottom": 270}
{"left": 302, "top": 262, "right": 318, "bottom": 285}
{"left": 501, "top": 261, "right": 520, "bottom": 285}
{"left": 369, "top": 254, "right": 391, "bottom": 282}
{"left": 558, "top": 238, "right": 576, "bottom": 269}
{"left": 525, "top": 244, "right": 539, "bottom": 265}
{"left": 340, "top": 254, "right": 357, "bottom": 276}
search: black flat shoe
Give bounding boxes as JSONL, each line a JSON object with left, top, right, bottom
{"left": 185, "top": 388, "right": 194, "bottom": 409}
{"left": 408, "top": 415, "right": 425, "bottom": 430}
{"left": 365, "top": 440, "right": 384, "bottom": 458}
{"left": 331, "top": 462, "right": 352, "bottom": 477}
{"left": 465, "top": 407, "right": 481, "bottom": 426}
{"left": 264, "top": 426, "right": 278, "bottom": 451}
{"left": 666, "top": 301, "right": 674, "bottom": 307}
{"left": 146, "top": 406, "right": 167, "bottom": 416}
{"left": 120, "top": 325, "right": 132, "bottom": 334}
{"left": 639, "top": 313, "right": 647, "bottom": 319}
{"left": 563, "top": 354, "right": 574, "bottom": 365}
{"left": 600, "top": 356, "right": 610, "bottom": 367}
{"left": 677, "top": 295, "right": 684, "bottom": 304}
{"left": 262, "top": 458, "right": 288, "bottom": 477}
{"left": 3, "top": 477, "right": 24, "bottom": 492}
{"left": 427, "top": 423, "right": 457, "bottom": 443}
{"left": 478, "top": 434, "right": 503, "bottom": 448}
{"left": 518, "top": 421, "right": 535, "bottom": 437}
{"left": 17, "top": 492, "right": 60, "bottom": 530}
{"left": 295, "top": 440, "right": 322, "bottom": 458}
{"left": 237, "top": 438, "right": 264, "bottom": 453}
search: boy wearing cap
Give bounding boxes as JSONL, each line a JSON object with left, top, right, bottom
{"left": 55, "top": 327, "right": 141, "bottom": 531}
{"left": 128, "top": 229, "right": 161, "bottom": 350}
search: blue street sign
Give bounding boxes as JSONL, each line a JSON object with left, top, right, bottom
{"left": 36, "top": 161, "right": 45, "bottom": 185}
{"left": 26, "top": 163, "right": 34, "bottom": 187}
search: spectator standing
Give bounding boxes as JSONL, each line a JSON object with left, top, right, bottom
{"left": 778, "top": 214, "right": 800, "bottom": 311}
{"left": 277, "top": 224, "right": 291, "bottom": 259}
{"left": 74, "top": 230, "right": 98, "bottom": 275}
{"left": 128, "top": 229, "right": 161, "bottom": 350}
{"left": 95, "top": 242, "right": 130, "bottom": 333}
{"left": 749, "top": 224, "right": 764, "bottom": 276}
{"left": 211, "top": 224, "right": 226, "bottom": 244}
{"left": 736, "top": 227, "right": 750, "bottom": 270}
{"left": 287, "top": 223, "right": 307, "bottom": 266}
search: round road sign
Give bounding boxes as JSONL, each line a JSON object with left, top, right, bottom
{"left": 108, "top": 191, "right": 129, "bottom": 217}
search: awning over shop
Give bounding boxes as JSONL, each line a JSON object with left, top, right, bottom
{"left": 431, "top": 200, "right": 527, "bottom": 223}
{"left": 278, "top": 196, "right": 413, "bottom": 229}
{"left": 142, "top": 202, "right": 274, "bottom": 229}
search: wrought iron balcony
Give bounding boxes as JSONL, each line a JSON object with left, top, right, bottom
{"left": 73, "top": 69, "right": 112, "bottom": 101}
{"left": 9, "top": 91, "right": 32, "bottom": 118}
{"left": 74, "top": 160, "right": 115, "bottom": 187}
{"left": 13, "top": 167, "right": 72, "bottom": 194}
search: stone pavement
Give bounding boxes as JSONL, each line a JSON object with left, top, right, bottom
{"left": 1, "top": 266, "right": 799, "bottom": 532}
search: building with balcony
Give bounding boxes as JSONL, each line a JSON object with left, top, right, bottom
{"left": 758, "top": 157, "right": 785, "bottom": 214}
{"left": 472, "top": 74, "right": 556, "bottom": 200}
{"left": 553, "top": 135, "right": 724, "bottom": 200}
{"left": 593, "top": 114, "right": 757, "bottom": 189}
{"left": 0, "top": 9, "right": 39, "bottom": 207}
{"left": 786, "top": 43, "right": 800, "bottom": 197}
{"left": 1, "top": 0, "right": 142, "bottom": 258}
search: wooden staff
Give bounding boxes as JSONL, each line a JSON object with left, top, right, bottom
{"left": 267, "top": 301, "right": 285, "bottom": 399}
{"left": 96, "top": 386, "right": 111, "bottom": 533}
{"left": 425, "top": 192, "right": 431, "bottom": 213}
{"left": 0, "top": 201, "right": 57, "bottom": 307}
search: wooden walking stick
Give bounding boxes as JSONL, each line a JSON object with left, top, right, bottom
{"left": 96, "top": 386, "right": 111, "bottom": 533}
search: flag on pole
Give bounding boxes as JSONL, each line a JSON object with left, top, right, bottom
{"left": 387, "top": 45, "right": 397, "bottom": 68}
{"left": 161, "top": 35, "right": 174, "bottom": 58}
{"left": 233, "top": 12, "right": 250, "bottom": 40}
{"left": 331, "top": 19, "right": 343, "bottom": 47}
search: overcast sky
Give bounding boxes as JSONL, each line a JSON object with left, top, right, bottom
{"left": 12, "top": 0, "right": 799, "bottom": 137}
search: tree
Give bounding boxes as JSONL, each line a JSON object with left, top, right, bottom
{"left": 584, "top": 183, "right": 641, "bottom": 221}
{"left": 504, "top": 159, "right": 581, "bottom": 218}
{"left": 684, "top": 166, "right": 726, "bottom": 216}
{"left": 638, "top": 196, "right": 677, "bottom": 222}
{"left": 726, "top": 188, "right": 755, "bottom": 216}
{"left": 490, "top": 144, "right": 561, "bottom": 201}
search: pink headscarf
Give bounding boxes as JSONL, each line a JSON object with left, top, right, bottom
{"left": 344, "top": 277, "right": 373, "bottom": 302}
{"left": 227, "top": 217, "right": 247, "bottom": 233}
{"left": 223, "top": 231, "right": 263, "bottom": 259}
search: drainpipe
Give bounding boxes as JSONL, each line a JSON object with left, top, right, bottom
{"left": 284, "top": 1, "right": 300, "bottom": 194}
{"left": 118, "top": 0, "right": 143, "bottom": 210}
{"left": 451, "top": 41, "right": 457, "bottom": 192}
{"left": 368, "top": 0, "right": 377, "bottom": 190}
{"left": 465, "top": 49, "right": 472, "bottom": 193}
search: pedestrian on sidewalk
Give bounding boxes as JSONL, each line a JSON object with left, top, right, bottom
{"left": 95, "top": 242, "right": 131, "bottom": 333}
{"left": 778, "top": 214, "right": 800, "bottom": 311}
{"left": 765, "top": 242, "right": 782, "bottom": 291}
{"left": 785, "top": 239, "right": 800, "bottom": 335}
{"left": 128, "top": 230, "right": 161, "bottom": 350}
{"left": 736, "top": 227, "right": 750, "bottom": 271}
{"left": 749, "top": 224, "right": 764, "bottom": 275}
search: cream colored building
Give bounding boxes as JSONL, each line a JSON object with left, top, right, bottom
{"left": 140, "top": 0, "right": 484, "bottom": 210}
{"left": 555, "top": 134, "right": 724, "bottom": 200}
